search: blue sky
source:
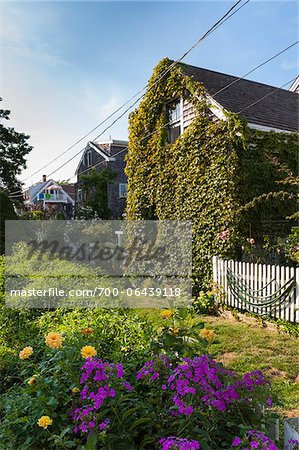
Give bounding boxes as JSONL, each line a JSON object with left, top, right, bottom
{"left": 2, "top": 1, "right": 298, "bottom": 185}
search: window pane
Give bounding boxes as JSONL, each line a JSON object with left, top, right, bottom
{"left": 167, "top": 100, "right": 181, "bottom": 123}
{"left": 168, "top": 125, "right": 181, "bottom": 144}
{"left": 119, "top": 183, "right": 128, "bottom": 198}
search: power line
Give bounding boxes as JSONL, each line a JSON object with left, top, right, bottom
{"left": 237, "top": 76, "right": 298, "bottom": 114}
{"left": 8, "top": 72, "right": 298, "bottom": 198}
{"left": 13, "top": 0, "right": 248, "bottom": 189}
{"left": 56, "top": 74, "right": 299, "bottom": 182}
{"left": 44, "top": 0, "right": 248, "bottom": 180}
{"left": 211, "top": 40, "right": 298, "bottom": 99}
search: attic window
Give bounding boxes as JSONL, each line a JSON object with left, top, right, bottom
{"left": 84, "top": 150, "right": 92, "bottom": 167}
{"left": 166, "top": 99, "right": 182, "bottom": 143}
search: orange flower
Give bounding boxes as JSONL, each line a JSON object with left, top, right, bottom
{"left": 28, "top": 375, "right": 38, "bottom": 385}
{"left": 45, "top": 332, "right": 63, "bottom": 349}
{"left": 81, "top": 345, "right": 97, "bottom": 359}
{"left": 200, "top": 328, "right": 215, "bottom": 342}
{"left": 82, "top": 327, "right": 94, "bottom": 335}
{"left": 19, "top": 346, "right": 33, "bottom": 360}
{"left": 161, "top": 310, "right": 172, "bottom": 319}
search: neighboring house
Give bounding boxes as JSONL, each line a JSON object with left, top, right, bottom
{"left": 125, "top": 58, "right": 298, "bottom": 287}
{"left": 24, "top": 176, "right": 75, "bottom": 218}
{"left": 75, "top": 140, "right": 128, "bottom": 218}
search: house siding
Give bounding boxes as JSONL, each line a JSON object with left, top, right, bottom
{"left": 76, "top": 141, "right": 128, "bottom": 218}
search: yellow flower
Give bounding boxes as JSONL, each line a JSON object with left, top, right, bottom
{"left": 28, "top": 375, "right": 38, "bottom": 385}
{"left": 37, "top": 416, "right": 53, "bottom": 429}
{"left": 161, "top": 310, "right": 172, "bottom": 319}
{"left": 45, "top": 332, "right": 63, "bottom": 349}
{"left": 71, "top": 387, "right": 80, "bottom": 394}
{"left": 81, "top": 345, "right": 97, "bottom": 359}
{"left": 200, "top": 328, "right": 215, "bottom": 341}
{"left": 19, "top": 346, "right": 33, "bottom": 360}
{"left": 82, "top": 327, "right": 94, "bottom": 335}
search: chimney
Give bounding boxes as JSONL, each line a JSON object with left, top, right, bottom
{"left": 42, "top": 174, "right": 47, "bottom": 182}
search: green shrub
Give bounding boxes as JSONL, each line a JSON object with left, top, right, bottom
{"left": 193, "top": 291, "right": 218, "bottom": 315}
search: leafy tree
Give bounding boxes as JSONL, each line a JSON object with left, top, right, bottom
{"left": 0, "top": 99, "right": 33, "bottom": 193}
{"left": 0, "top": 192, "right": 17, "bottom": 254}
{"left": 78, "top": 168, "right": 116, "bottom": 219}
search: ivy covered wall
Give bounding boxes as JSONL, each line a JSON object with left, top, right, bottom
{"left": 125, "top": 58, "right": 298, "bottom": 289}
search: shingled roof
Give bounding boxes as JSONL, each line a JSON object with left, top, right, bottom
{"left": 180, "top": 63, "right": 298, "bottom": 133}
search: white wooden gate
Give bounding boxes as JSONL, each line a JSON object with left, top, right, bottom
{"left": 212, "top": 256, "right": 299, "bottom": 323}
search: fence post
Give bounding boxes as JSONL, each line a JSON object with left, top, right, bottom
{"left": 212, "top": 256, "right": 217, "bottom": 285}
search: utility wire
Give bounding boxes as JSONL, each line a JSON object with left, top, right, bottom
{"left": 8, "top": 72, "right": 298, "bottom": 198}
{"left": 13, "top": 0, "right": 248, "bottom": 191}
{"left": 48, "top": 74, "right": 299, "bottom": 184}
{"left": 44, "top": 0, "right": 248, "bottom": 180}
{"left": 237, "top": 76, "right": 298, "bottom": 114}
{"left": 211, "top": 41, "right": 298, "bottom": 99}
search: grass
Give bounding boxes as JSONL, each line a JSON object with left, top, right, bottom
{"left": 202, "top": 315, "right": 299, "bottom": 416}
{"left": 138, "top": 309, "right": 299, "bottom": 416}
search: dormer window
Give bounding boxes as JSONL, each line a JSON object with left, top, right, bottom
{"left": 166, "top": 99, "right": 183, "bottom": 143}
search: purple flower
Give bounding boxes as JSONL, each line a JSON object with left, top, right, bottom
{"left": 122, "top": 381, "right": 133, "bottom": 391}
{"left": 99, "top": 419, "right": 110, "bottom": 431}
{"left": 232, "top": 437, "right": 242, "bottom": 447}
{"left": 232, "top": 430, "right": 279, "bottom": 450}
{"left": 159, "top": 437, "right": 200, "bottom": 450}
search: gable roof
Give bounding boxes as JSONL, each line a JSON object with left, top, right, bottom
{"left": 61, "top": 184, "right": 76, "bottom": 201}
{"left": 180, "top": 63, "right": 298, "bottom": 133}
{"left": 27, "top": 179, "right": 75, "bottom": 204}
{"left": 75, "top": 140, "right": 128, "bottom": 175}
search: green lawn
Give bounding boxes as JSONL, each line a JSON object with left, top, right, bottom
{"left": 137, "top": 310, "right": 299, "bottom": 416}
{"left": 201, "top": 315, "right": 299, "bottom": 415}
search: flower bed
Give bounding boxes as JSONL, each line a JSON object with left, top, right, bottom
{"left": 0, "top": 316, "right": 282, "bottom": 449}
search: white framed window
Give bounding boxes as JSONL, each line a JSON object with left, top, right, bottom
{"left": 77, "top": 189, "right": 82, "bottom": 202}
{"left": 85, "top": 150, "right": 92, "bottom": 167}
{"left": 166, "top": 99, "right": 183, "bottom": 143}
{"left": 119, "top": 183, "right": 128, "bottom": 198}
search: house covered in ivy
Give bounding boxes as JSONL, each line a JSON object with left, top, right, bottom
{"left": 125, "top": 58, "right": 298, "bottom": 288}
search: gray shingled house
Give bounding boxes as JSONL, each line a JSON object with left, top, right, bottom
{"left": 75, "top": 140, "right": 128, "bottom": 218}
{"left": 164, "top": 63, "right": 298, "bottom": 136}
{"left": 125, "top": 59, "right": 298, "bottom": 285}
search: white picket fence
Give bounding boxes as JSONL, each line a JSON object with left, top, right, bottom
{"left": 212, "top": 256, "right": 299, "bottom": 323}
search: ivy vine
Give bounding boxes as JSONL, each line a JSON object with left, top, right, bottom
{"left": 125, "top": 58, "right": 298, "bottom": 289}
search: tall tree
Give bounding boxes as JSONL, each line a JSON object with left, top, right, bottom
{"left": 0, "top": 192, "right": 17, "bottom": 254}
{"left": 0, "top": 99, "right": 33, "bottom": 193}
